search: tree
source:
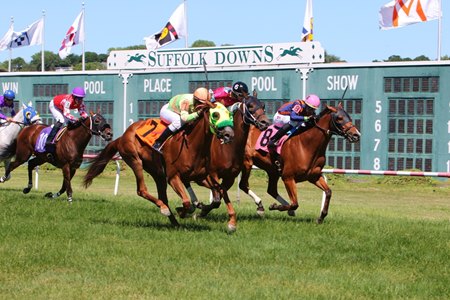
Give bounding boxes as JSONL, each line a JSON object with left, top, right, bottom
{"left": 325, "top": 51, "right": 346, "bottom": 63}
{"left": 191, "top": 40, "right": 215, "bottom": 48}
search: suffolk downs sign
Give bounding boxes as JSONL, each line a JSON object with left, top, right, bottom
{"left": 107, "top": 42, "right": 324, "bottom": 70}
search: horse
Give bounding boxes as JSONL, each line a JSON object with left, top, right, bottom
{"left": 0, "top": 102, "right": 41, "bottom": 182}
{"left": 83, "top": 103, "right": 234, "bottom": 228}
{"left": 1, "top": 113, "right": 112, "bottom": 202}
{"left": 238, "top": 102, "right": 361, "bottom": 223}
{"left": 184, "top": 96, "right": 270, "bottom": 230}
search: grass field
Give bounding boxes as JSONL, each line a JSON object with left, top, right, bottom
{"left": 0, "top": 163, "right": 449, "bottom": 299}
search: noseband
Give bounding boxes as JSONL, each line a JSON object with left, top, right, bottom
{"left": 313, "top": 110, "right": 356, "bottom": 139}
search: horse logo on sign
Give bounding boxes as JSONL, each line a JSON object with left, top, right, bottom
{"left": 126, "top": 53, "right": 146, "bottom": 65}
{"left": 277, "top": 46, "right": 303, "bottom": 60}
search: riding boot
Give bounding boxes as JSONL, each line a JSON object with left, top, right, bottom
{"left": 45, "top": 121, "right": 63, "bottom": 157}
{"left": 152, "top": 127, "right": 174, "bottom": 154}
{"left": 268, "top": 123, "right": 292, "bottom": 151}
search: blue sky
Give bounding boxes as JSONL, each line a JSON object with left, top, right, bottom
{"left": 0, "top": 0, "right": 447, "bottom": 63}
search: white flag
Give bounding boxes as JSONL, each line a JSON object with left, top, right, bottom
{"left": 8, "top": 18, "right": 44, "bottom": 49}
{"left": 301, "top": 0, "right": 313, "bottom": 42}
{"left": 379, "top": 0, "right": 440, "bottom": 30}
{"left": 59, "top": 11, "right": 85, "bottom": 59}
{"left": 0, "top": 25, "right": 13, "bottom": 51}
{"left": 144, "top": 3, "right": 187, "bottom": 50}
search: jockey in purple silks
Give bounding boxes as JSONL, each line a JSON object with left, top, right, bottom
{"left": 268, "top": 94, "right": 321, "bottom": 150}
{"left": 0, "top": 90, "right": 16, "bottom": 123}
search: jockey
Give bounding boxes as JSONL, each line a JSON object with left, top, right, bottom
{"left": 152, "top": 87, "right": 213, "bottom": 154}
{"left": 267, "top": 94, "right": 321, "bottom": 150}
{"left": 212, "top": 81, "right": 249, "bottom": 111}
{"left": 0, "top": 90, "right": 16, "bottom": 123}
{"left": 46, "top": 87, "right": 88, "bottom": 148}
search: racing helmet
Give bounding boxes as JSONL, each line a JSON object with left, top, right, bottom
{"left": 231, "top": 81, "right": 249, "bottom": 97}
{"left": 193, "top": 87, "right": 212, "bottom": 103}
{"left": 305, "top": 94, "right": 320, "bottom": 109}
{"left": 72, "top": 87, "right": 86, "bottom": 98}
{"left": 3, "top": 90, "right": 15, "bottom": 101}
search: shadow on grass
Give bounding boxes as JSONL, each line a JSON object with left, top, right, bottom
{"left": 91, "top": 216, "right": 213, "bottom": 232}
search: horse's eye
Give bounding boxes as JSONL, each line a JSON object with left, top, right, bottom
{"left": 212, "top": 112, "right": 220, "bottom": 120}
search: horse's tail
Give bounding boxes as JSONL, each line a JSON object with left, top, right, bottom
{"left": 83, "top": 137, "right": 120, "bottom": 188}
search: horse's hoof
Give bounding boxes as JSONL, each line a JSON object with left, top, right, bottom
{"left": 23, "top": 187, "right": 31, "bottom": 194}
{"left": 45, "top": 192, "right": 53, "bottom": 198}
{"left": 316, "top": 218, "right": 324, "bottom": 224}
{"left": 269, "top": 203, "right": 278, "bottom": 210}
{"left": 175, "top": 206, "right": 187, "bottom": 218}
{"left": 256, "top": 207, "right": 265, "bottom": 217}
{"left": 160, "top": 206, "right": 171, "bottom": 217}
{"left": 0, "top": 174, "right": 11, "bottom": 183}
{"left": 287, "top": 210, "right": 296, "bottom": 217}
{"left": 227, "top": 223, "right": 237, "bottom": 233}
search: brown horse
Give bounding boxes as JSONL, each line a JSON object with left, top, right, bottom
{"left": 184, "top": 96, "right": 270, "bottom": 230}
{"left": 2, "top": 114, "right": 112, "bottom": 202}
{"left": 83, "top": 103, "right": 234, "bottom": 227}
{"left": 239, "top": 103, "right": 361, "bottom": 223}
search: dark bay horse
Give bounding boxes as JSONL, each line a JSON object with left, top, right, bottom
{"left": 239, "top": 103, "right": 361, "bottom": 223}
{"left": 83, "top": 103, "right": 234, "bottom": 227}
{"left": 0, "top": 103, "right": 41, "bottom": 183}
{"left": 1, "top": 114, "right": 112, "bottom": 202}
{"left": 184, "top": 96, "right": 270, "bottom": 231}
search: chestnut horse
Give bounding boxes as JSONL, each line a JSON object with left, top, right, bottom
{"left": 1, "top": 113, "right": 112, "bottom": 202}
{"left": 184, "top": 96, "right": 270, "bottom": 230}
{"left": 83, "top": 103, "right": 234, "bottom": 228}
{"left": 239, "top": 103, "right": 361, "bottom": 223}
{"left": 0, "top": 103, "right": 41, "bottom": 182}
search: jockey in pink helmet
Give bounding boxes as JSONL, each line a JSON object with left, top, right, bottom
{"left": 268, "top": 94, "right": 320, "bottom": 150}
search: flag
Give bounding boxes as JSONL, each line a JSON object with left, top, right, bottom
{"left": 301, "top": 0, "right": 313, "bottom": 42}
{"left": 59, "top": 11, "right": 85, "bottom": 59}
{"left": 379, "top": 0, "right": 440, "bottom": 30}
{"left": 144, "top": 2, "right": 187, "bottom": 50}
{"left": 0, "top": 25, "right": 13, "bottom": 51}
{"left": 7, "top": 18, "right": 44, "bottom": 49}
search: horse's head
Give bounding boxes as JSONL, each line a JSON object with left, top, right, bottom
{"left": 241, "top": 96, "right": 270, "bottom": 130}
{"left": 21, "top": 102, "right": 41, "bottom": 125}
{"left": 325, "top": 102, "right": 361, "bottom": 143}
{"left": 208, "top": 102, "right": 234, "bottom": 144}
{"left": 88, "top": 113, "right": 113, "bottom": 141}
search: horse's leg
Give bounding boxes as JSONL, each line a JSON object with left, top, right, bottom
{"left": 23, "top": 157, "right": 43, "bottom": 194}
{"left": 218, "top": 179, "right": 237, "bottom": 232}
{"left": 169, "top": 177, "right": 193, "bottom": 218}
{"left": 126, "top": 156, "right": 177, "bottom": 224}
{"left": 269, "top": 177, "right": 299, "bottom": 215}
{"left": 238, "top": 166, "right": 265, "bottom": 216}
{"left": 312, "top": 175, "right": 332, "bottom": 224}
{"left": 0, "top": 159, "right": 12, "bottom": 182}
{"left": 184, "top": 182, "right": 201, "bottom": 208}
{"left": 266, "top": 172, "right": 294, "bottom": 216}
{"left": 152, "top": 170, "right": 179, "bottom": 226}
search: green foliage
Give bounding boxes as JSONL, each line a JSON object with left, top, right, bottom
{"left": 191, "top": 39, "right": 216, "bottom": 47}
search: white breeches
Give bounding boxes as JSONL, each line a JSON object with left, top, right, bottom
{"left": 49, "top": 100, "right": 66, "bottom": 124}
{"left": 160, "top": 103, "right": 183, "bottom": 131}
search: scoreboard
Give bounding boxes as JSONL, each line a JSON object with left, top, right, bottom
{"left": 1, "top": 60, "right": 449, "bottom": 173}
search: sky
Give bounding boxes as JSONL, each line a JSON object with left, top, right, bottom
{"left": 0, "top": 0, "right": 448, "bottom": 64}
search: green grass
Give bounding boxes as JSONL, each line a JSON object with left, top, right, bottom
{"left": 0, "top": 164, "right": 449, "bottom": 299}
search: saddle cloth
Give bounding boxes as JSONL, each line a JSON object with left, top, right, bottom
{"left": 135, "top": 119, "right": 167, "bottom": 147}
{"left": 35, "top": 126, "right": 67, "bottom": 153}
{"left": 255, "top": 124, "right": 288, "bottom": 155}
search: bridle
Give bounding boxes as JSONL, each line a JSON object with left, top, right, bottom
{"left": 313, "top": 108, "right": 356, "bottom": 140}
{"left": 239, "top": 98, "right": 267, "bottom": 130}
{"left": 79, "top": 114, "right": 110, "bottom": 139}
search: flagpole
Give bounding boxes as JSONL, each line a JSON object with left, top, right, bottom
{"left": 8, "top": 16, "right": 13, "bottom": 72}
{"left": 41, "top": 10, "right": 45, "bottom": 72}
{"left": 437, "top": 0, "right": 442, "bottom": 61}
{"left": 82, "top": 2, "right": 85, "bottom": 71}
{"left": 184, "top": 0, "right": 188, "bottom": 48}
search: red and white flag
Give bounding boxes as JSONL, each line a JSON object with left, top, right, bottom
{"left": 379, "top": 0, "right": 440, "bottom": 30}
{"left": 59, "top": 11, "right": 84, "bottom": 59}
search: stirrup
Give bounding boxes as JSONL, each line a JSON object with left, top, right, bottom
{"left": 274, "top": 160, "right": 282, "bottom": 172}
{"left": 151, "top": 144, "right": 163, "bottom": 154}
